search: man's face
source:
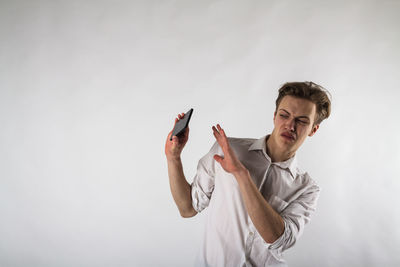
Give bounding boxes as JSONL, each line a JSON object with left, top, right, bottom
{"left": 271, "top": 95, "right": 319, "bottom": 154}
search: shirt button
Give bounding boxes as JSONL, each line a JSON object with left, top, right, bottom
{"left": 249, "top": 232, "right": 254, "bottom": 236}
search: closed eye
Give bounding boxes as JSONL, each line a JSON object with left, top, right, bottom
{"left": 296, "top": 119, "right": 309, "bottom": 125}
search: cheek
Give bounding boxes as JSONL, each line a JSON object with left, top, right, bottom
{"left": 297, "top": 126, "right": 310, "bottom": 137}
{"left": 275, "top": 118, "right": 284, "bottom": 126}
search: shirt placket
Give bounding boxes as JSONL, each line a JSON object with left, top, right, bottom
{"left": 258, "top": 162, "right": 272, "bottom": 191}
{"left": 244, "top": 225, "right": 255, "bottom": 265}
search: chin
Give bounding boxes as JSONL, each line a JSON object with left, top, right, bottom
{"left": 281, "top": 138, "right": 297, "bottom": 148}
{"left": 278, "top": 140, "right": 293, "bottom": 149}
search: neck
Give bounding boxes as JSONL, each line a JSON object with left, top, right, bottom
{"left": 266, "top": 135, "right": 295, "bottom": 162}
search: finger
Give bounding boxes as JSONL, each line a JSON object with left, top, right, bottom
{"left": 213, "top": 128, "right": 225, "bottom": 149}
{"left": 215, "top": 125, "right": 227, "bottom": 144}
{"left": 212, "top": 129, "right": 219, "bottom": 140}
{"left": 172, "top": 135, "right": 179, "bottom": 144}
{"left": 167, "top": 131, "right": 174, "bottom": 142}
{"left": 213, "top": 154, "right": 224, "bottom": 163}
{"left": 212, "top": 126, "right": 221, "bottom": 141}
{"left": 168, "top": 131, "right": 178, "bottom": 143}
{"left": 213, "top": 125, "right": 230, "bottom": 152}
{"left": 217, "top": 124, "right": 226, "bottom": 137}
{"left": 184, "top": 127, "right": 190, "bottom": 137}
{"left": 212, "top": 125, "right": 220, "bottom": 135}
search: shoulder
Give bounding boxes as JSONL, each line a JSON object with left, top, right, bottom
{"left": 227, "top": 137, "right": 256, "bottom": 149}
{"left": 224, "top": 137, "right": 258, "bottom": 161}
{"left": 205, "top": 137, "right": 256, "bottom": 160}
{"left": 295, "top": 168, "right": 321, "bottom": 193}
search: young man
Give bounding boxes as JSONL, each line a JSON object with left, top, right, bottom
{"left": 165, "top": 82, "right": 331, "bottom": 266}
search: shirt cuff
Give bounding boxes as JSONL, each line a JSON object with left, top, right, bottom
{"left": 267, "top": 219, "right": 288, "bottom": 251}
{"left": 191, "top": 183, "right": 211, "bottom": 213}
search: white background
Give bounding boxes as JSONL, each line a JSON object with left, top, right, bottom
{"left": 1, "top": 1, "right": 399, "bottom": 266}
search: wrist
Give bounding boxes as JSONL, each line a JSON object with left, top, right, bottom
{"left": 167, "top": 155, "right": 182, "bottom": 163}
{"left": 233, "top": 166, "right": 250, "bottom": 181}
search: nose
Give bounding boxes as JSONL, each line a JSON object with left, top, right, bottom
{"left": 285, "top": 119, "right": 296, "bottom": 132}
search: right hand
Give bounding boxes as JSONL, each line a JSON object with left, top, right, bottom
{"left": 165, "top": 113, "right": 190, "bottom": 160}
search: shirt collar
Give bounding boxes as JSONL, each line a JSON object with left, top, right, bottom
{"left": 248, "top": 135, "right": 298, "bottom": 179}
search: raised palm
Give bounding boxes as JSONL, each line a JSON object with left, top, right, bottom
{"left": 212, "top": 124, "right": 247, "bottom": 175}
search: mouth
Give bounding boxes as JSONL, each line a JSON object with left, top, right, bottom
{"left": 281, "top": 132, "right": 296, "bottom": 141}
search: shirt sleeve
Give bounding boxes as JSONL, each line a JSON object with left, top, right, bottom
{"left": 269, "top": 180, "right": 321, "bottom": 253}
{"left": 191, "top": 141, "right": 220, "bottom": 213}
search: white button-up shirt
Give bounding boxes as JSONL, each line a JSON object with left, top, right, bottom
{"left": 191, "top": 135, "right": 320, "bottom": 267}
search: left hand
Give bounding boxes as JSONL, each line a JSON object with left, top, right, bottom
{"left": 212, "top": 124, "right": 248, "bottom": 176}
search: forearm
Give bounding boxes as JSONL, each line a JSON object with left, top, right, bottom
{"left": 167, "top": 157, "right": 197, "bottom": 218}
{"left": 234, "top": 169, "right": 284, "bottom": 243}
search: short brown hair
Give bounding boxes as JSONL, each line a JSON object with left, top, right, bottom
{"left": 275, "top": 81, "right": 331, "bottom": 125}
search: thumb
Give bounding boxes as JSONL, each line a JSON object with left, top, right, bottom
{"left": 172, "top": 135, "right": 179, "bottom": 145}
{"left": 213, "top": 154, "right": 224, "bottom": 163}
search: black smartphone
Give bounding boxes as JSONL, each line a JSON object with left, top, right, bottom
{"left": 170, "top": 108, "right": 193, "bottom": 141}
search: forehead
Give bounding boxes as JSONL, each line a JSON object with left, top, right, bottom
{"left": 278, "top": 96, "right": 316, "bottom": 117}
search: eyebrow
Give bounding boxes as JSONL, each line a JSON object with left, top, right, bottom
{"left": 279, "top": 109, "right": 310, "bottom": 121}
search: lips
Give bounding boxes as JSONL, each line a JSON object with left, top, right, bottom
{"left": 281, "top": 132, "right": 295, "bottom": 141}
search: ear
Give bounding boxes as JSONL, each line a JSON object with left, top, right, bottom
{"left": 273, "top": 111, "right": 277, "bottom": 122}
{"left": 308, "top": 124, "right": 319, "bottom": 137}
